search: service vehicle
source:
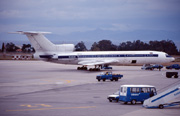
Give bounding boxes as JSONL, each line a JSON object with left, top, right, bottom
{"left": 96, "top": 72, "right": 123, "bottom": 82}
{"left": 143, "top": 84, "right": 180, "bottom": 109}
{"left": 166, "top": 72, "right": 178, "bottom": 78}
{"left": 152, "top": 64, "right": 163, "bottom": 69}
{"left": 141, "top": 64, "right": 163, "bottom": 70}
{"left": 101, "top": 66, "right": 112, "bottom": 70}
{"left": 107, "top": 90, "right": 120, "bottom": 102}
{"left": 119, "top": 85, "right": 157, "bottom": 104}
{"left": 166, "top": 64, "right": 180, "bottom": 70}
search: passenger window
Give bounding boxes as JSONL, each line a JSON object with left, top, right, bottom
{"left": 147, "top": 88, "right": 150, "bottom": 93}
{"left": 121, "top": 87, "right": 123, "bottom": 93}
{"left": 141, "top": 88, "right": 148, "bottom": 93}
{"left": 136, "top": 88, "right": 140, "bottom": 93}
{"left": 131, "top": 88, "right": 136, "bottom": 93}
{"left": 151, "top": 88, "right": 156, "bottom": 93}
{"left": 124, "top": 87, "right": 127, "bottom": 93}
{"left": 131, "top": 88, "right": 139, "bottom": 93}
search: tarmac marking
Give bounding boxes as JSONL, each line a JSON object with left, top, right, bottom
{"left": 65, "top": 80, "right": 74, "bottom": 83}
{"left": 20, "top": 105, "right": 37, "bottom": 108}
{"left": 20, "top": 104, "right": 52, "bottom": 108}
{"left": 6, "top": 106, "right": 96, "bottom": 112}
{"left": 39, "top": 79, "right": 75, "bottom": 84}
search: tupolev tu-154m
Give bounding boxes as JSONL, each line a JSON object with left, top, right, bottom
{"left": 11, "top": 31, "right": 175, "bottom": 71}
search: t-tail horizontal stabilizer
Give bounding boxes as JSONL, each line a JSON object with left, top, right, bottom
{"left": 9, "top": 31, "right": 52, "bottom": 35}
{"left": 10, "top": 31, "right": 74, "bottom": 53}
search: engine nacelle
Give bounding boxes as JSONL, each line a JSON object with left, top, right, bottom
{"left": 55, "top": 44, "right": 74, "bottom": 52}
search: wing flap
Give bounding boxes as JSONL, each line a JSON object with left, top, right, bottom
{"left": 78, "top": 59, "right": 119, "bottom": 66}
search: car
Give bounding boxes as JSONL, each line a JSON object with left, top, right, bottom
{"left": 107, "top": 91, "right": 120, "bottom": 102}
{"left": 152, "top": 64, "right": 163, "bottom": 69}
{"left": 141, "top": 64, "right": 153, "bottom": 70}
{"left": 166, "top": 64, "right": 180, "bottom": 70}
{"left": 96, "top": 72, "right": 123, "bottom": 82}
{"left": 101, "top": 66, "right": 112, "bottom": 70}
{"left": 141, "top": 64, "right": 163, "bottom": 70}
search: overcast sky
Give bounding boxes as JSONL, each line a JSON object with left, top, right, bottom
{"left": 0, "top": 0, "right": 180, "bottom": 49}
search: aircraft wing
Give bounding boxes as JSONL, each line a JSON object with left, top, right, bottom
{"left": 78, "top": 59, "right": 119, "bottom": 66}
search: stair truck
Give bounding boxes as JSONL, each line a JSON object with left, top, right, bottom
{"left": 143, "top": 84, "right": 180, "bottom": 109}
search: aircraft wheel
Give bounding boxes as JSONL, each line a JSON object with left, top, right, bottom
{"left": 159, "top": 104, "right": 164, "bottom": 109}
{"left": 103, "top": 79, "right": 106, "bottom": 81}
{"left": 83, "top": 67, "right": 87, "bottom": 70}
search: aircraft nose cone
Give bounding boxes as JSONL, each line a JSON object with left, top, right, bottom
{"left": 171, "top": 57, "right": 175, "bottom": 62}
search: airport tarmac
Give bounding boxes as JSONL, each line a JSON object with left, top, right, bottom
{"left": 0, "top": 60, "right": 180, "bottom": 116}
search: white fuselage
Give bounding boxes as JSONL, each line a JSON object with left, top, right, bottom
{"left": 12, "top": 31, "right": 174, "bottom": 67}
{"left": 34, "top": 51, "right": 174, "bottom": 66}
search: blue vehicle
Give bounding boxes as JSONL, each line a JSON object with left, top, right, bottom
{"left": 141, "top": 64, "right": 163, "bottom": 70}
{"left": 96, "top": 72, "right": 123, "bottom": 82}
{"left": 101, "top": 66, "right": 112, "bottom": 70}
{"left": 101, "top": 65, "right": 112, "bottom": 70}
{"left": 166, "top": 64, "right": 180, "bottom": 70}
{"left": 152, "top": 64, "right": 163, "bottom": 69}
{"left": 119, "top": 85, "right": 157, "bottom": 104}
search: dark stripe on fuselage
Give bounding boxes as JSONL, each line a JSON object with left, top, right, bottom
{"left": 58, "top": 54, "right": 158, "bottom": 59}
{"left": 39, "top": 55, "right": 53, "bottom": 58}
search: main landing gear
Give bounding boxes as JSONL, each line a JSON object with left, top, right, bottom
{"left": 77, "top": 65, "right": 101, "bottom": 71}
{"left": 77, "top": 66, "right": 88, "bottom": 70}
{"left": 89, "top": 68, "right": 100, "bottom": 71}
{"left": 89, "top": 65, "right": 101, "bottom": 71}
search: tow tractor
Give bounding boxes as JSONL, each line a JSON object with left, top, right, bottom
{"left": 143, "top": 84, "right": 180, "bottom": 109}
{"left": 96, "top": 72, "right": 123, "bottom": 82}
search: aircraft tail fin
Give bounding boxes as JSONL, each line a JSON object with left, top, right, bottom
{"left": 10, "top": 31, "right": 74, "bottom": 52}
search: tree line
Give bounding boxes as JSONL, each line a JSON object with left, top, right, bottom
{"left": 1, "top": 39, "right": 179, "bottom": 55}
{"left": 1, "top": 42, "right": 35, "bottom": 53}
{"left": 75, "top": 40, "right": 179, "bottom": 55}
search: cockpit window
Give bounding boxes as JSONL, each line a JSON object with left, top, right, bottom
{"left": 166, "top": 54, "right": 172, "bottom": 57}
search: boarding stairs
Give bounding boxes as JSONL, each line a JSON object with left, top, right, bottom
{"left": 143, "top": 84, "right": 180, "bottom": 109}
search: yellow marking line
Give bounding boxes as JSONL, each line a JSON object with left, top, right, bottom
{"left": 40, "top": 79, "right": 75, "bottom": 84}
{"left": 65, "top": 80, "right": 73, "bottom": 83}
{"left": 6, "top": 106, "right": 96, "bottom": 112}
{"left": 20, "top": 105, "right": 37, "bottom": 108}
{"left": 36, "top": 104, "right": 52, "bottom": 107}
{"left": 20, "top": 104, "right": 52, "bottom": 108}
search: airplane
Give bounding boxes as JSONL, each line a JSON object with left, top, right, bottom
{"left": 11, "top": 31, "right": 175, "bottom": 71}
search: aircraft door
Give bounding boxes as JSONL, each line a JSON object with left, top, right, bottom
{"left": 68, "top": 55, "right": 78, "bottom": 63}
